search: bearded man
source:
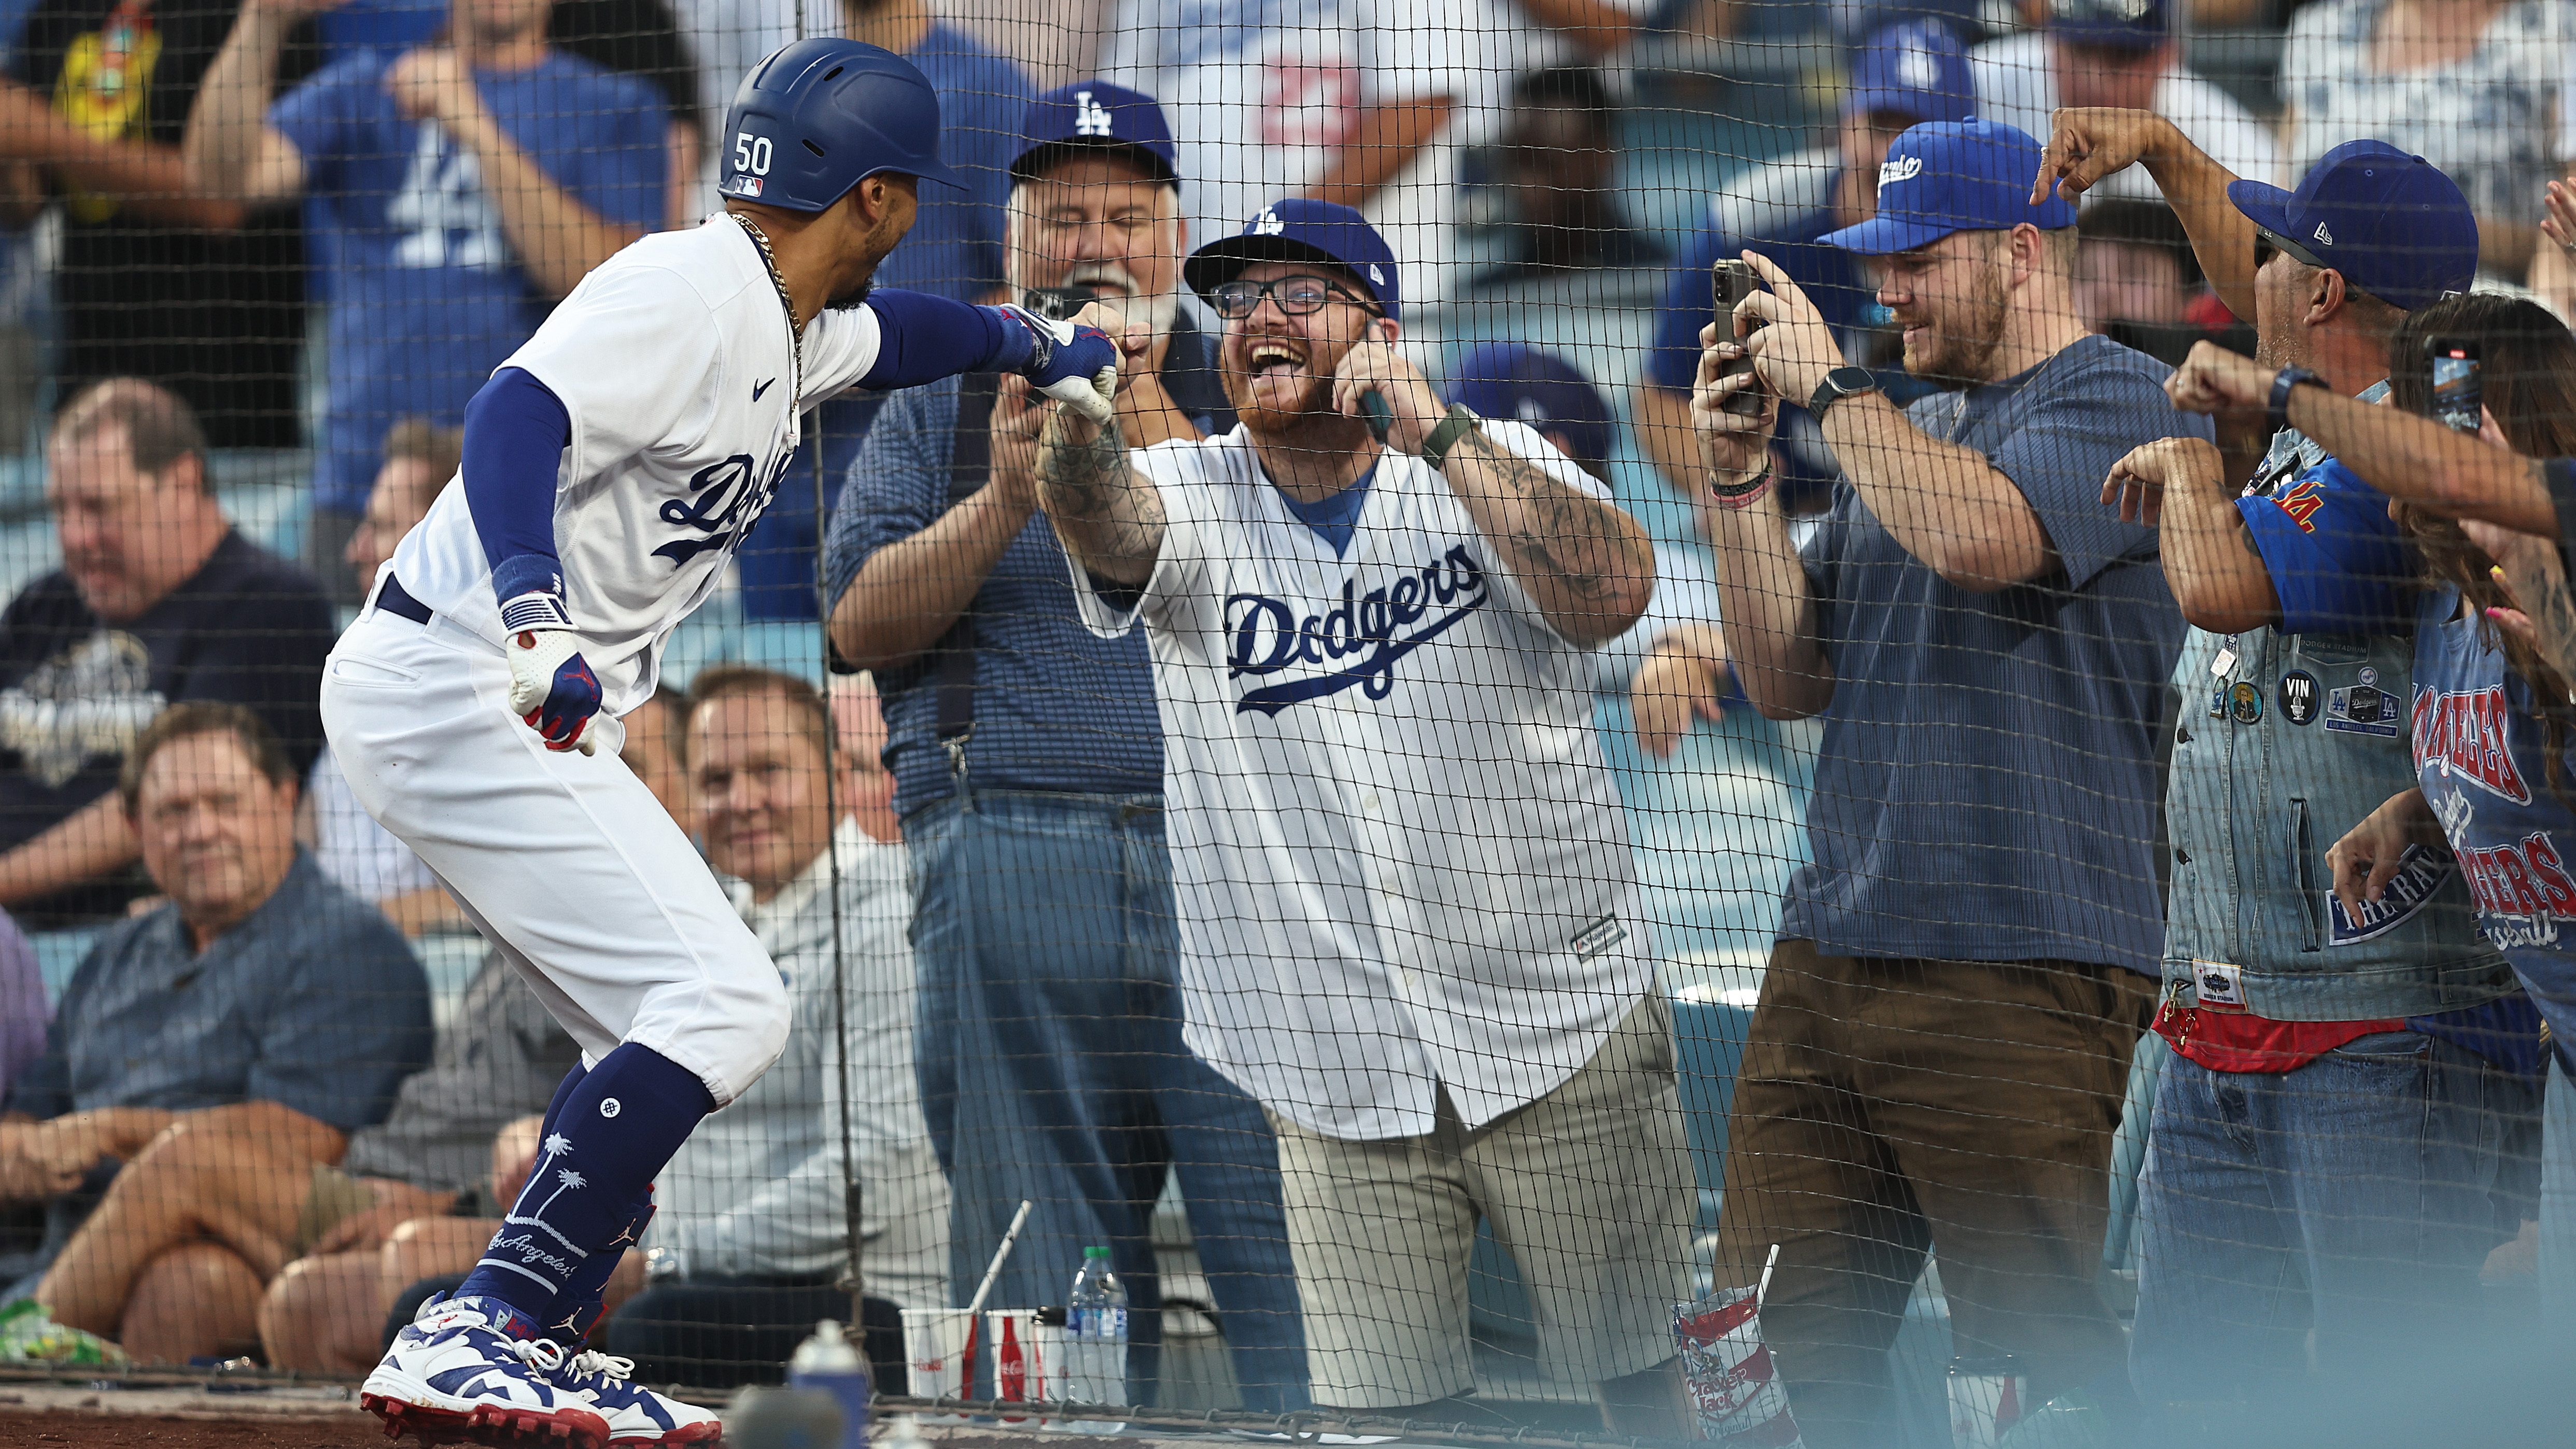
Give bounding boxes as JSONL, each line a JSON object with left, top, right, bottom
{"left": 1642, "top": 118, "right": 2209, "bottom": 1448}
{"left": 818, "top": 81, "right": 1310, "bottom": 1412}
{"left": 1032, "top": 198, "right": 1692, "bottom": 1437}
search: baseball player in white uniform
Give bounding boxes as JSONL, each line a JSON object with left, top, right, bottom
{"left": 1031, "top": 200, "right": 1697, "bottom": 1432}
{"left": 319, "top": 40, "right": 1117, "bottom": 1448}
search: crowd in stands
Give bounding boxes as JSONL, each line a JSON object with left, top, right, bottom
{"left": 0, "top": 0, "right": 2574, "bottom": 1443}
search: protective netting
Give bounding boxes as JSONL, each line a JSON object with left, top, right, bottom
{"left": 0, "top": 3, "right": 2573, "bottom": 1447}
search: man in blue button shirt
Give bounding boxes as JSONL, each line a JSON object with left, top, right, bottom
{"left": 2, "top": 702, "right": 428, "bottom": 1364}
{"left": 1635, "top": 20, "right": 1974, "bottom": 508}
{"left": 820, "top": 83, "right": 1304, "bottom": 1412}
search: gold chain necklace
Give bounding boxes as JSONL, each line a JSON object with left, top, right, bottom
{"left": 731, "top": 213, "right": 803, "bottom": 405}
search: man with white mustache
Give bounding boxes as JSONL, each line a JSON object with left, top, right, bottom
{"left": 820, "top": 81, "right": 1308, "bottom": 1412}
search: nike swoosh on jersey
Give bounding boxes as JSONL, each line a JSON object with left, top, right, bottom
{"left": 752, "top": 378, "right": 777, "bottom": 401}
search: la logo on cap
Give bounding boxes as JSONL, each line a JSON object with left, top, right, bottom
{"left": 1252, "top": 207, "right": 1285, "bottom": 235}
{"left": 1897, "top": 45, "right": 1939, "bottom": 88}
{"left": 1878, "top": 155, "right": 1923, "bottom": 191}
{"left": 1074, "top": 89, "right": 1114, "bottom": 137}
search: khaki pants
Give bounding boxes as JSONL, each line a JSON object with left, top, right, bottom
{"left": 1270, "top": 994, "right": 1694, "bottom": 1408}
{"left": 1711, "top": 940, "right": 2153, "bottom": 1449}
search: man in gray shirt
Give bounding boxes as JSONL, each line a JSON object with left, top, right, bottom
{"left": 1650, "top": 119, "right": 2206, "bottom": 1446}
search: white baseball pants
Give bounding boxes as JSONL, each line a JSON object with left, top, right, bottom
{"left": 320, "top": 608, "right": 789, "bottom": 1106}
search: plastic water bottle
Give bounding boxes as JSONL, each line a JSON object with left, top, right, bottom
{"left": 1064, "top": 1246, "right": 1129, "bottom": 1430}
{"left": 786, "top": 1319, "right": 870, "bottom": 1449}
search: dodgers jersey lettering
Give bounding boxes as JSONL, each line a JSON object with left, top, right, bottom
{"left": 388, "top": 217, "right": 883, "bottom": 715}
{"left": 1071, "top": 418, "right": 1649, "bottom": 1141}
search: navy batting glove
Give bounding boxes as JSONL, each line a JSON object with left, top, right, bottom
{"left": 1000, "top": 304, "right": 1119, "bottom": 424}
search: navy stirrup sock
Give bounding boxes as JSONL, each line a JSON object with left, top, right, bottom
{"left": 456, "top": 1044, "right": 714, "bottom": 1332}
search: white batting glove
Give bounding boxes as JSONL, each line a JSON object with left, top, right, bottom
{"left": 501, "top": 592, "right": 602, "bottom": 756}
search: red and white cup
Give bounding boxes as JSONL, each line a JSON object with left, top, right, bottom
{"left": 1946, "top": 1356, "right": 2028, "bottom": 1449}
{"left": 1672, "top": 1287, "right": 1806, "bottom": 1447}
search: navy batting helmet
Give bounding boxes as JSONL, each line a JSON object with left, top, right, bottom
{"left": 718, "top": 38, "right": 965, "bottom": 211}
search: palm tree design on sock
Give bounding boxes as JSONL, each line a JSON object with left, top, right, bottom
{"left": 533, "top": 1167, "right": 588, "bottom": 1220}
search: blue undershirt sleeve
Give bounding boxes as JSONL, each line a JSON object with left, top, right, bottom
{"left": 858, "top": 290, "right": 1033, "bottom": 391}
{"left": 462, "top": 367, "right": 575, "bottom": 602}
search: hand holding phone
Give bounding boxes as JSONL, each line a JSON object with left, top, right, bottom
{"left": 1712, "top": 260, "right": 1767, "bottom": 417}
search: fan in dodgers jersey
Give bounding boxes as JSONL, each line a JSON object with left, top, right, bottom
{"left": 318, "top": 38, "right": 1120, "bottom": 1449}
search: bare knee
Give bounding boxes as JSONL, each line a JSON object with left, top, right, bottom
{"left": 123, "top": 1243, "right": 262, "bottom": 1365}
{"left": 261, "top": 1252, "right": 386, "bottom": 1375}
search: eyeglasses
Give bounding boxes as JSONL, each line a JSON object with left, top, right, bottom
{"left": 1208, "top": 275, "right": 1374, "bottom": 320}
{"left": 2253, "top": 226, "right": 2327, "bottom": 272}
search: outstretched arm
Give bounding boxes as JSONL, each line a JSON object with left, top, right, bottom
{"left": 1035, "top": 402, "right": 1164, "bottom": 588}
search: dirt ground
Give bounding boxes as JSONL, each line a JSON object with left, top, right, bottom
{"left": 0, "top": 1408, "right": 389, "bottom": 1447}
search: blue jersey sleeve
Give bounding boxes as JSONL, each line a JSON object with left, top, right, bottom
{"left": 268, "top": 54, "right": 381, "bottom": 191}
{"left": 857, "top": 291, "right": 1030, "bottom": 391}
{"left": 560, "top": 71, "right": 668, "bottom": 235}
{"left": 2239, "top": 456, "right": 2416, "bottom": 635}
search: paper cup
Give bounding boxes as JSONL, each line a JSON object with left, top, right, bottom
{"left": 900, "top": 1307, "right": 975, "bottom": 1420}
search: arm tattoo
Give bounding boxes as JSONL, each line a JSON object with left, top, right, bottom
{"left": 1452, "top": 431, "right": 1651, "bottom": 604}
{"left": 2532, "top": 566, "right": 2576, "bottom": 688}
{"left": 1035, "top": 409, "right": 1162, "bottom": 575}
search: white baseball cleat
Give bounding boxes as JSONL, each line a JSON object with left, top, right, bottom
{"left": 360, "top": 1293, "right": 611, "bottom": 1448}
{"left": 544, "top": 1348, "right": 722, "bottom": 1445}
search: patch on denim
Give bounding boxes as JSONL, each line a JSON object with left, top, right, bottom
{"left": 2326, "top": 842, "right": 2450, "bottom": 945}
{"left": 2190, "top": 960, "right": 2245, "bottom": 1008}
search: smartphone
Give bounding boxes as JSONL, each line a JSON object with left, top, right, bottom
{"left": 1711, "top": 260, "right": 1766, "bottom": 417}
{"left": 1022, "top": 286, "right": 1097, "bottom": 322}
{"left": 2428, "top": 337, "right": 2482, "bottom": 433}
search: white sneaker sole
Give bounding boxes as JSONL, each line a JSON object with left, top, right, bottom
{"left": 361, "top": 1363, "right": 613, "bottom": 1448}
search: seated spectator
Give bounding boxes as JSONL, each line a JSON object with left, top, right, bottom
{"left": 0, "top": 703, "right": 430, "bottom": 1364}
{"left": 309, "top": 419, "right": 466, "bottom": 933}
{"left": 606, "top": 666, "right": 945, "bottom": 1391}
{"left": 0, "top": 381, "right": 334, "bottom": 926}
{"left": 2282, "top": 0, "right": 2566, "bottom": 276}
{"left": 0, "top": 911, "right": 39, "bottom": 1107}
{"left": 1971, "top": 0, "right": 2282, "bottom": 206}
{"left": 1, "top": 0, "right": 315, "bottom": 453}
{"left": 185, "top": 0, "right": 668, "bottom": 601}
{"left": 1465, "top": 68, "right": 1667, "bottom": 299}
{"left": 1636, "top": 21, "right": 1973, "bottom": 510}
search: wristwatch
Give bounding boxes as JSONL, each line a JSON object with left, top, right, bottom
{"left": 2267, "top": 365, "right": 2325, "bottom": 435}
{"left": 1808, "top": 365, "right": 1880, "bottom": 421}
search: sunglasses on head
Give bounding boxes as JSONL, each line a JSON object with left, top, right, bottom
{"left": 1209, "top": 274, "right": 1375, "bottom": 320}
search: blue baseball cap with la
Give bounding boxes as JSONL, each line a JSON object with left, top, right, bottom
{"left": 1185, "top": 199, "right": 1402, "bottom": 321}
{"left": 1819, "top": 119, "right": 2077, "bottom": 255}
{"left": 1445, "top": 345, "right": 1613, "bottom": 472}
{"left": 1011, "top": 80, "right": 1178, "bottom": 187}
{"left": 1847, "top": 21, "right": 1974, "bottom": 126}
{"left": 2227, "top": 140, "right": 2478, "bottom": 312}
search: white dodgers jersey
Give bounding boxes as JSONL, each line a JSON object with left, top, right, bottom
{"left": 1070, "top": 418, "right": 1650, "bottom": 1141}
{"left": 387, "top": 217, "right": 882, "bottom": 714}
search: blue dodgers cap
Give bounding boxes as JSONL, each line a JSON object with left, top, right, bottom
{"left": 1846, "top": 21, "right": 1974, "bottom": 126}
{"left": 1184, "top": 199, "right": 1402, "bottom": 321}
{"left": 2048, "top": 0, "right": 2169, "bottom": 51}
{"left": 2226, "top": 140, "right": 2478, "bottom": 312}
{"left": 1010, "top": 81, "right": 1178, "bottom": 187}
{"left": 1444, "top": 345, "right": 1613, "bottom": 471}
{"left": 1819, "top": 119, "right": 2077, "bottom": 255}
